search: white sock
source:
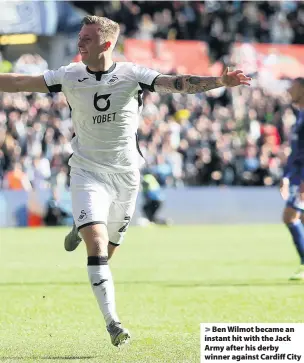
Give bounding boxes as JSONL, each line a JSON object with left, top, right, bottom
{"left": 87, "top": 257, "right": 119, "bottom": 326}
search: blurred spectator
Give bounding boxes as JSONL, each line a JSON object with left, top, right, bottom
{"left": 141, "top": 172, "right": 165, "bottom": 224}
{"left": 270, "top": 12, "right": 294, "bottom": 44}
{"left": 3, "top": 162, "right": 32, "bottom": 191}
{"left": 14, "top": 54, "right": 48, "bottom": 75}
{"left": 43, "top": 189, "right": 71, "bottom": 226}
{"left": 30, "top": 154, "right": 51, "bottom": 189}
{"left": 0, "top": 52, "right": 12, "bottom": 73}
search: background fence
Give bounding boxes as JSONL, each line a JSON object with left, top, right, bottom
{"left": 0, "top": 187, "right": 285, "bottom": 227}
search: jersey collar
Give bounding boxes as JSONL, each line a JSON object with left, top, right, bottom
{"left": 86, "top": 63, "right": 116, "bottom": 81}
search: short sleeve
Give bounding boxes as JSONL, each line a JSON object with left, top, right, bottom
{"left": 132, "top": 64, "right": 161, "bottom": 92}
{"left": 43, "top": 66, "right": 67, "bottom": 93}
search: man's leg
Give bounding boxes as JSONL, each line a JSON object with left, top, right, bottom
{"left": 80, "top": 223, "right": 130, "bottom": 346}
{"left": 80, "top": 223, "right": 119, "bottom": 323}
{"left": 147, "top": 200, "right": 170, "bottom": 225}
{"left": 142, "top": 200, "right": 154, "bottom": 222}
{"left": 64, "top": 155, "right": 82, "bottom": 252}
{"left": 70, "top": 168, "right": 130, "bottom": 346}
{"left": 150, "top": 200, "right": 161, "bottom": 223}
{"left": 104, "top": 170, "right": 139, "bottom": 343}
{"left": 283, "top": 206, "right": 304, "bottom": 280}
{"left": 108, "top": 243, "right": 119, "bottom": 260}
{"left": 107, "top": 170, "right": 140, "bottom": 257}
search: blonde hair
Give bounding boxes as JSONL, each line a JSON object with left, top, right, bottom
{"left": 81, "top": 15, "right": 120, "bottom": 43}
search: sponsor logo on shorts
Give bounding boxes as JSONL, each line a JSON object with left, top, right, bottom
{"left": 78, "top": 210, "right": 87, "bottom": 222}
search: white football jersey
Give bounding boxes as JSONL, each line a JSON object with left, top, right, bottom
{"left": 43, "top": 62, "right": 160, "bottom": 173}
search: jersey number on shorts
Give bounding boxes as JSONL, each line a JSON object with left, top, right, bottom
{"left": 94, "top": 93, "right": 111, "bottom": 112}
{"left": 118, "top": 216, "right": 131, "bottom": 233}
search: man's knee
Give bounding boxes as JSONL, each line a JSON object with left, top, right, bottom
{"left": 283, "top": 207, "right": 301, "bottom": 225}
{"left": 79, "top": 223, "right": 109, "bottom": 256}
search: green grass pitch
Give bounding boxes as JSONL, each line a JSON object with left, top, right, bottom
{"left": 1, "top": 225, "right": 304, "bottom": 363}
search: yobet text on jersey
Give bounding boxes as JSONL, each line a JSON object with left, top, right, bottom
{"left": 93, "top": 112, "right": 116, "bottom": 124}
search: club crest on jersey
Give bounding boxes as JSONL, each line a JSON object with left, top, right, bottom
{"left": 78, "top": 210, "right": 87, "bottom": 222}
{"left": 107, "top": 75, "right": 119, "bottom": 85}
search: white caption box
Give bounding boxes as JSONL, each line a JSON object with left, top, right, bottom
{"left": 201, "top": 323, "right": 304, "bottom": 362}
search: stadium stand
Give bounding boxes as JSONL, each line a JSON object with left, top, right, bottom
{"left": 0, "top": 1, "right": 303, "bottom": 190}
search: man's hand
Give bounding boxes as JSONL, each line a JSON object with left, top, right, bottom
{"left": 280, "top": 178, "right": 290, "bottom": 200}
{"left": 220, "top": 67, "right": 252, "bottom": 88}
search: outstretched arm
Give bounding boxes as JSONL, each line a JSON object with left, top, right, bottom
{"left": 0, "top": 74, "right": 49, "bottom": 93}
{"left": 154, "top": 67, "right": 251, "bottom": 94}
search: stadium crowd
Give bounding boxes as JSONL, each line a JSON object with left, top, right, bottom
{"left": 1, "top": 0, "right": 303, "bottom": 190}
{"left": 87, "top": 1, "right": 304, "bottom": 61}
{"left": 0, "top": 61, "right": 295, "bottom": 189}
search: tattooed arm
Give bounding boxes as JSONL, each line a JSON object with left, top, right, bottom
{"left": 154, "top": 68, "right": 251, "bottom": 94}
{"left": 154, "top": 75, "right": 223, "bottom": 94}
